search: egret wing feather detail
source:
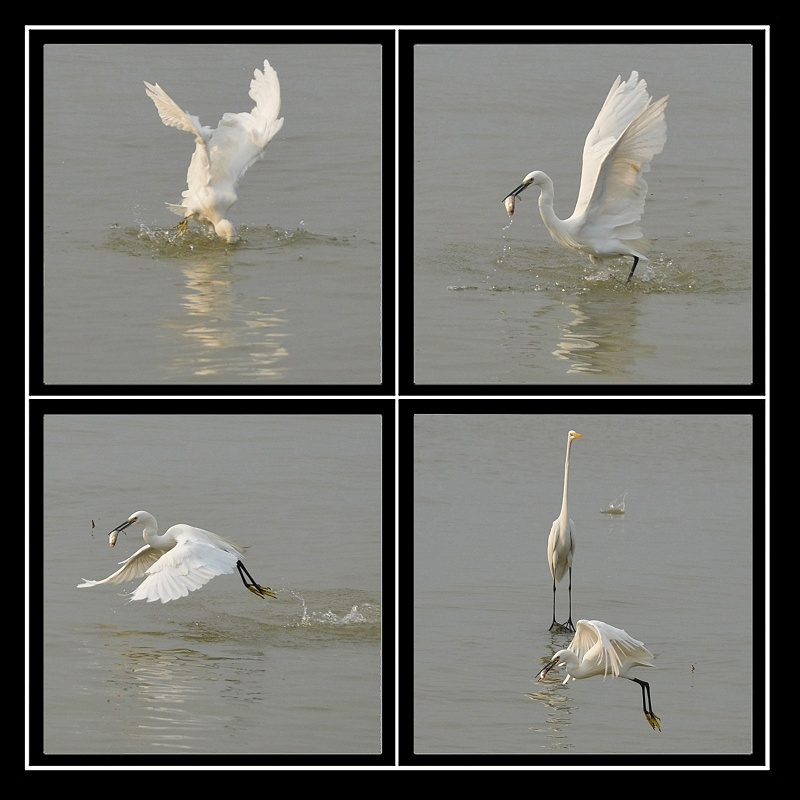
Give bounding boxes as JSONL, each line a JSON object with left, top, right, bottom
{"left": 569, "top": 620, "right": 655, "bottom": 680}
{"left": 130, "top": 540, "right": 240, "bottom": 603}
{"left": 77, "top": 545, "right": 162, "bottom": 587}
{"left": 143, "top": 82, "right": 210, "bottom": 142}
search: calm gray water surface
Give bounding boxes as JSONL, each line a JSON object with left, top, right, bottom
{"left": 43, "top": 43, "right": 383, "bottom": 385}
{"left": 42, "top": 414, "right": 384, "bottom": 757}
{"left": 413, "top": 42, "right": 754, "bottom": 384}
{"left": 413, "top": 413, "right": 756, "bottom": 759}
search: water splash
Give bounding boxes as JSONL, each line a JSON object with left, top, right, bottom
{"left": 288, "top": 590, "right": 379, "bottom": 628}
{"left": 600, "top": 493, "right": 627, "bottom": 514}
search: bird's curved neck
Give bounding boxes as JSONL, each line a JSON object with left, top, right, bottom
{"left": 536, "top": 178, "right": 582, "bottom": 252}
{"left": 535, "top": 175, "right": 563, "bottom": 228}
{"left": 143, "top": 527, "right": 164, "bottom": 548}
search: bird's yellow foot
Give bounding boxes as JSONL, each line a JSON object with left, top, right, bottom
{"left": 174, "top": 218, "right": 189, "bottom": 237}
{"left": 645, "top": 712, "right": 662, "bottom": 731}
{"left": 247, "top": 583, "right": 277, "bottom": 599}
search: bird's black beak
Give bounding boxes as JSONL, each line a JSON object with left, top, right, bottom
{"left": 108, "top": 518, "right": 135, "bottom": 536}
{"left": 536, "top": 656, "right": 560, "bottom": 682}
{"left": 503, "top": 182, "right": 529, "bottom": 202}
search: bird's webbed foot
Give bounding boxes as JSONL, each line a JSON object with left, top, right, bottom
{"left": 645, "top": 711, "right": 662, "bottom": 731}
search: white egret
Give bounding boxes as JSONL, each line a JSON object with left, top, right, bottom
{"left": 536, "top": 619, "right": 661, "bottom": 731}
{"left": 77, "top": 511, "right": 277, "bottom": 604}
{"left": 144, "top": 58, "right": 284, "bottom": 243}
{"left": 548, "top": 430, "right": 581, "bottom": 633}
{"left": 503, "top": 71, "right": 668, "bottom": 283}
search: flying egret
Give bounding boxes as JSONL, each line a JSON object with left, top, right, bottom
{"left": 77, "top": 511, "right": 277, "bottom": 604}
{"left": 536, "top": 619, "right": 661, "bottom": 731}
{"left": 144, "top": 58, "right": 284, "bottom": 243}
{"left": 503, "top": 71, "right": 668, "bottom": 283}
{"left": 548, "top": 430, "right": 581, "bottom": 633}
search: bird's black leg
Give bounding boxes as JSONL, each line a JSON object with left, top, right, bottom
{"left": 631, "top": 677, "right": 661, "bottom": 731}
{"left": 236, "top": 560, "right": 277, "bottom": 599}
{"left": 626, "top": 256, "right": 639, "bottom": 284}
{"left": 549, "top": 577, "right": 559, "bottom": 631}
{"left": 565, "top": 566, "right": 575, "bottom": 632}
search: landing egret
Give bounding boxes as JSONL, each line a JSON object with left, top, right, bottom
{"left": 503, "top": 71, "right": 668, "bottom": 283}
{"left": 537, "top": 619, "right": 661, "bottom": 731}
{"left": 548, "top": 430, "right": 581, "bottom": 633}
{"left": 144, "top": 58, "right": 284, "bottom": 243}
{"left": 77, "top": 511, "right": 277, "bottom": 604}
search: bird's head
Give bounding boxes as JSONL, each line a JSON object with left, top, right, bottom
{"left": 108, "top": 511, "right": 153, "bottom": 537}
{"left": 537, "top": 648, "right": 579, "bottom": 682}
{"left": 214, "top": 219, "right": 239, "bottom": 243}
{"left": 502, "top": 171, "right": 548, "bottom": 213}
{"left": 536, "top": 651, "right": 565, "bottom": 681}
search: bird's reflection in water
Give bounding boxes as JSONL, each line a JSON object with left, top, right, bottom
{"left": 525, "top": 682, "right": 575, "bottom": 747}
{"left": 550, "top": 286, "right": 656, "bottom": 376}
{"left": 105, "top": 632, "right": 271, "bottom": 749}
{"left": 106, "top": 646, "right": 217, "bottom": 749}
{"left": 164, "top": 252, "right": 290, "bottom": 380}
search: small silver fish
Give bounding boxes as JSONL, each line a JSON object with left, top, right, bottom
{"left": 108, "top": 530, "right": 118, "bottom": 547}
{"left": 503, "top": 195, "right": 516, "bottom": 218}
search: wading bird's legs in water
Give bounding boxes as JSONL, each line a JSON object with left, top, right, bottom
{"left": 236, "top": 560, "right": 277, "bottom": 599}
{"left": 632, "top": 677, "right": 661, "bottom": 731}
{"left": 549, "top": 570, "right": 575, "bottom": 634}
{"left": 565, "top": 567, "right": 575, "bottom": 632}
{"left": 626, "top": 256, "right": 640, "bottom": 284}
{"left": 549, "top": 577, "right": 559, "bottom": 631}
{"left": 174, "top": 219, "right": 188, "bottom": 237}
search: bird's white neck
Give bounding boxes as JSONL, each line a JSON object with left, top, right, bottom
{"left": 143, "top": 526, "right": 173, "bottom": 550}
{"left": 560, "top": 438, "right": 573, "bottom": 515}
{"left": 535, "top": 177, "right": 583, "bottom": 253}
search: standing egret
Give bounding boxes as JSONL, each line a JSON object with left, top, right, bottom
{"left": 536, "top": 619, "right": 661, "bottom": 731}
{"left": 77, "top": 511, "right": 277, "bottom": 604}
{"left": 548, "top": 430, "right": 581, "bottom": 633}
{"left": 503, "top": 71, "right": 668, "bottom": 283}
{"left": 144, "top": 58, "right": 284, "bottom": 243}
